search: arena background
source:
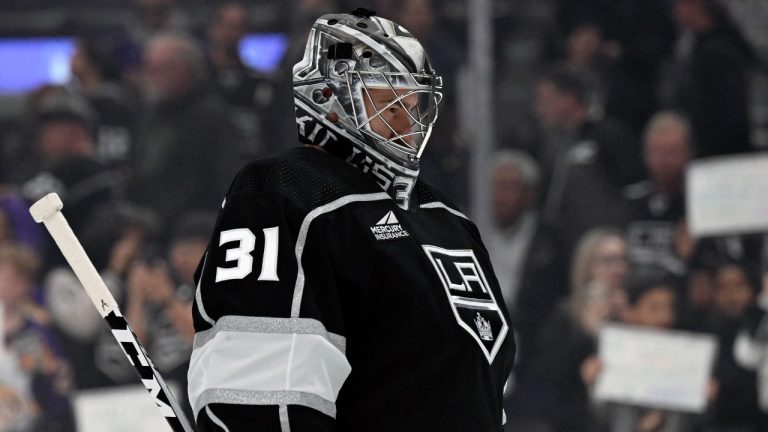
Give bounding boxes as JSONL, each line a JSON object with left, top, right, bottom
{"left": 0, "top": 0, "right": 767, "bottom": 431}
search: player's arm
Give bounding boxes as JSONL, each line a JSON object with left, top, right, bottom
{"left": 188, "top": 184, "right": 349, "bottom": 431}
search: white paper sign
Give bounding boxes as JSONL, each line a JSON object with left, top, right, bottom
{"left": 74, "top": 384, "right": 176, "bottom": 432}
{"left": 594, "top": 324, "right": 718, "bottom": 413}
{"left": 686, "top": 153, "right": 768, "bottom": 237}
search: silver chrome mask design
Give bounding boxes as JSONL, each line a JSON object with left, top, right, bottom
{"left": 293, "top": 12, "right": 442, "bottom": 175}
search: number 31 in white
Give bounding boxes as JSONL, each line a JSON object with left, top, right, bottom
{"left": 215, "top": 227, "right": 280, "bottom": 282}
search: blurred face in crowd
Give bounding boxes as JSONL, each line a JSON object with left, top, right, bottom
{"left": 170, "top": 238, "right": 207, "bottom": 284}
{"left": 687, "top": 268, "right": 714, "bottom": 309}
{"left": 644, "top": 125, "right": 691, "bottom": 192}
{"left": 492, "top": 162, "right": 533, "bottom": 229}
{"left": 143, "top": 39, "right": 196, "bottom": 104}
{"left": 37, "top": 120, "right": 93, "bottom": 161}
{"left": 534, "top": 81, "right": 581, "bottom": 130}
{"left": 714, "top": 265, "right": 755, "bottom": 318}
{"left": 209, "top": 3, "right": 249, "bottom": 54}
{"left": 625, "top": 286, "right": 676, "bottom": 329}
{"left": 589, "top": 235, "right": 629, "bottom": 293}
{"left": 0, "top": 262, "right": 31, "bottom": 307}
{"left": 674, "top": 0, "right": 710, "bottom": 31}
{"left": 566, "top": 24, "right": 602, "bottom": 67}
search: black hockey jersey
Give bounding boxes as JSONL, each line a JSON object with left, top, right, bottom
{"left": 188, "top": 147, "right": 515, "bottom": 431}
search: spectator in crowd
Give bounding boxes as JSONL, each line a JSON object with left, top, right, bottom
{"left": 587, "top": 276, "right": 697, "bottom": 431}
{"left": 734, "top": 271, "right": 768, "bottom": 417}
{"left": 0, "top": 244, "right": 75, "bottom": 432}
{"left": 556, "top": 0, "right": 676, "bottom": 133}
{"left": 671, "top": 0, "right": 754, "bottom": 157}
{"left": 532, "top": 68, "right": 636, "bottom": 253}
{"left": 623, "top": 111, "right": 692, "bottom": 278}
{"left": 44, "top": 203, "right": 160, "bottom": 390}
{"left": 702, "top": 262, "right": 766, "bottom": 430}
{"left": 70, "top": 32, "right": 139, "bottom": 178}
{"left": 679, "top": 260, "right": 717, "bottom": 331}
{"left": 206, "top": 1, "right": 276, "bottom": 156}
{"left": 506, "top": 228, "right": 629, "bottom": 432}
{"left": 559, "top": 22, "right": 645, "bottom": 129}
{"left": 19, "top": 91, "right": 117, "bottom": 241}
{"left": 129, "top": 33, "right": 246, "bottom": 235}
{"left": 125, "top": 210, "right": 212, "bottom": 420}
{"left": 485, "top": 150, "right": 566, "bottom": 371}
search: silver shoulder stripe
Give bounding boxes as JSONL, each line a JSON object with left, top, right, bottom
{"left": 291, "top": 192, "right": 390, "bottom": 317}
{"left": 193, "top": 315, "right": 346, "bottom": 353}
{"left": 196, "top": 389, "right": 336, "bottom": 419}
{"left": 419, "top": 201, "right": 470, "bottom": 220}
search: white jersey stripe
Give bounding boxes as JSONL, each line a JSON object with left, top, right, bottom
{"left": 195, "top": 253, "right": 216, "bottom": 326}
{"left": 419, "top": 201, "right": 470, "bottom": 220}
{"left": 291, "top": 192, "right": 390, "bottom": 317}
{"left": 205, "top": 406, "right": 231, "bottom": 432}
{"left": 188, "top": 331, "right": 351, "bottom": 417}
{"left": 279, "top": 405, "right": 291, "bottom": 432}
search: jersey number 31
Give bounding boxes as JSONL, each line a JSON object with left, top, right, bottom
{"left": 215, "top": 227, "right": 280, "bottom": 282}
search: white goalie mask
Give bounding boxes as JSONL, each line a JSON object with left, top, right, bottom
{"left": 293, "top": 10, "right": 442, "bottom": 173}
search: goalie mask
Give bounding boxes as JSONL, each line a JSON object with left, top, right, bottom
{"left": 293, "top": 10, "right": 442, "bottom": 209}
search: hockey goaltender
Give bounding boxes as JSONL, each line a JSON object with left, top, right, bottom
{"left": 187, "top": 8, "right": 516, "bottom": 432}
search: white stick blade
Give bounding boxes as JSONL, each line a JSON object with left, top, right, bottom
{"left": 29, "top": 193, "right": 64, "bottom": 223}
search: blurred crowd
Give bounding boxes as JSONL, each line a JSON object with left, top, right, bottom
{"left": 0, "top": 0, "right": 766, "bottom": 431}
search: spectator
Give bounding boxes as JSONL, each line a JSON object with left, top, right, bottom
{"left": 506, "top": 228, "right": 629, "bottom": 432}
{"left": 129, "top": 33, "right": 246, "bottom": 235}
{"left": 19, "top": 91, "right": 117, "bottom": 240}
{"left": 591, "top": 276, "right": 698, "bottom": 432}
{"left": 556, "top": 0, "right": 676, "bottom": 133}
{"left": 0, "top": 244, "right": 75, "bottom": 432}
{"left": 734, "top": 271, "right": 768, "bottom": 416}
{"left": 125, "top": 210, "right": 213, "bottom": 420}
{"left": 70, "top": 32, "right": 139, "bottom": 177}
{"left": 532, "top": 68, "right": 635, "bottom": 252}
{"left": 484, "top": 150, "right": 567, "bottom": 371}
{"left": 44, "top": 203, "right": 160, "bottom": 390}
{"left": 560, "top": 22, "right": 644, "bottom": 129}
{"left": 671, "top": 0, "right": 754, "bottom": 157}
{"left": 206, "top": 1, "right": 276, "bottom": 155}
{"left": 679, "top": 261, "right": 716, "bottom": 331}
{"left": 702, "top": 262, "right": 766, "bottom": 430}
{"left": 624, "top": 111, "right": 692, "bottom": 278}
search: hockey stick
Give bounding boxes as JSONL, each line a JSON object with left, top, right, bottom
{"left": 30, "top": 193, "right": 195, "bottom": 432}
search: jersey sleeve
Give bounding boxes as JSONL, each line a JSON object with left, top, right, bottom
{"left": 187, "top": 171, "right": 350, "bottom": 431}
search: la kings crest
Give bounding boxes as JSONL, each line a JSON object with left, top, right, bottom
{"left": 423, "top": 245, "right": 509, "bottom": 363}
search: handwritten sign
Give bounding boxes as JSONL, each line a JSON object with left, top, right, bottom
{"left": 594, "top": 324, "right": 717, "bottom": 413}
{"left": 74, "top": 384, "right": 177, "bottom": 432}
{"left": 686, "top": 154, "right": 768, "bottom": 237}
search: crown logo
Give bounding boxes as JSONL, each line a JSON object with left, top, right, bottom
{"left": 474, "top": 313, "right": 493, "bottom": 341}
